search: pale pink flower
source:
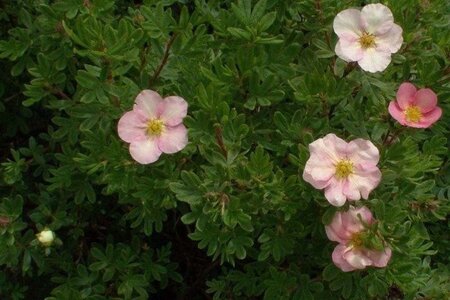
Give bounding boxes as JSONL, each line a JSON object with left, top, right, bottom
{"left": 117, "top": 90, "right": 188, "bottom": 164}
{"left": 302, "top": 134, "right": 381, "bottom": 207}
{"left": 325, "top": 206, "right": 392, "bottom": 272}
{"left": 333, "top": 3, "right": 403, "bottom": 73}
{"left": 388, "top": 82, "right": 442, "bottom": 128}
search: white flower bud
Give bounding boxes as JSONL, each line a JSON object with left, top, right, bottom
{"left": 36, "top": 229, "right": 55, "bottom": 247}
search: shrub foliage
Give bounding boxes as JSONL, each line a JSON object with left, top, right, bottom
{"left": 0, "top": 0, "right": 449, "bottom": 299}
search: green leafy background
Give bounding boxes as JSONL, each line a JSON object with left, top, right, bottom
{"left": 0, "top": 0, "right": 449, "bottom": 299}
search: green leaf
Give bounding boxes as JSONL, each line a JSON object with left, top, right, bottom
{"left": 251, "top": 0, "right": 267, "bottom": 21}
{"left": 259, "top": 12, "right": 276, "bottom": 32}
{"left": 227, "top": 27, "right": 252, "bottom": 40}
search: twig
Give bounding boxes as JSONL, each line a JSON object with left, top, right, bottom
{"left": 383, "top": 127, "right": 405, "bottom": 146}
{"left": 214, "top": 125, "right": 228, "bottom": 158}
{"left": 315, "top": 0, "right": 331, "bottom": 48}
{"left": 382, "top": 128, "right": 391, "bottom": 145}
{"left": 139, "top": 43, "right": 150, "bottom": 73}
{"left": 53, "top": 89, "right": 70, "bottom": 100}
{"left": 47, "top": 86, "right": 70, "bottom": 100}
{"left": 343, "top": 62, "right": 357, "bottom": 77}
{"left": 319, "top": 93, "right": 328, "bottom": 117}
{"left": 148, "top": 33, "right": 178, "bottom": 86}
{"left": 3, "top": 93, "right": 21, "bottom": 102}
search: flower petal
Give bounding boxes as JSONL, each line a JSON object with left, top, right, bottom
{"left": 388, "top": 101, "right": 406, "bottom": 125}
{"left": 367, "top": 247, "right": 392, "bottom": 268}
{"left": 416, "top": 107, "right": 442, "bottom": 128}
{"left": 357, "top": 48, "right": 392, "bottom": 73}
{"left": 343, "top": 179, "right": 361, "bottom": 201}
{"left": 376, "top": 23, "right": 403, "bottom": 54}
{"left": 415, "top": 88, "right": 437, "bottom": 113}
{"left": 308, "top": 134, "right": 344, "bottom": 164}
{"left": 134, "top": 90, "right": 163, "bottom": 119}
{"left": 325, "top": 223, "right": 346, "bottom": 244}
{"left": 326, "top": 206, "right": 373, "bottom": 243}
{"left": 343, "top": 248, "right": 372, "bottom": 269}
{"left": 303, "top": 151, "right": 335, "bottom": 183}
{"left": 349, "top": 206, "right": 373, "bottom": 225}
{"left": 321, "top": 133, "right": 349, "bottom": 159}
{"left": 117, "top": 111, "right": 148, "bottom": 143}
{"left": 324, "top": 178, "right": 347, "bottom": 207}
{"left": 335, "top": 39, "right": 364, "bottom": 62}
{"left": 347, "top": 139, "right": 380, "bottom": 165}
{"left": 333, "top": 8, "right": 363, "bottom": 39}
{"left": 159, "top": 96, "right": 188, "bottom": 126}
{"left": 310, "top": 167, "right": 335, "bottom": 182}
{"left": 396, "top": 82, "right": 417, "bottom": 109}
{"left": 129, "top": 138, "right": 162, "bottom": 164}
{"left": 157, "top": 124, "right": 188, "bottom": 154}
{"left": 361, "top": 4, "right": 394, "bottom": 35}
{"left": 341, "top": 206, "right": 373, "bottom": 232}
{"left": 352, "top": 206, "right": 373, "bottom": 225}
{"left": 332, "top": 245, "right": 357, "bottom": 272}
{"left": 302, "top": 171, "right": 331, "bottom": 190}
{"left": 348, "top": 165, "right": 381, "bottom": 199}
{"left": 326, "top": 212, "right": 350, "bottom": 243}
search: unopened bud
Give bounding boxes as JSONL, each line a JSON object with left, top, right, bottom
{"left": 36, "top": 229, "right": 55, "bottom": 247}
{"left": 0, "top": 216, "right": 10, "bottom": 227}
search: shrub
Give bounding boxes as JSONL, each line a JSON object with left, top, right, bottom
{"left": 0, "top": 0, "right": 449, "bottom": 299}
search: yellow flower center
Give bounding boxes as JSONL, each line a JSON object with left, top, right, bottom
{"left": 146, "top": 119, "right": 164, "bottom": 136}
{"left": 359, "top": 32, "right": 376, "bottom": 49}
{"left": 335, "top": 159, "right": 354, "bottom": 179}
{"left": 404, "top": 105, "right": 422, "bottom": 123}
{"left": 350, "top": 233, "right": 364, "bottom": 248}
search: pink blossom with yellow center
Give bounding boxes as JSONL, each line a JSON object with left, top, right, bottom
{"left": 302, "top": 134, "right": 381, "bottom": 207}
{"left": 117, "top": 90, "right": 188, "bottom": 164}
{"left": 388, "top": 82, "right": 442, "bottom": 128}
{"left": 325, "top": 206, "right": 392, "bottom": 272}
{"left": 333, "top": 3, "right": 403, "bottom": 73}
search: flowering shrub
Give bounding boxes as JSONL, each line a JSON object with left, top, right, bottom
{"left": 0, "top": 0, "right": 449, "bottom": 299}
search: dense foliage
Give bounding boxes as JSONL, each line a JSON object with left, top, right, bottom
{"left": 0, "top": 0, "right": 449, "bottom": 299}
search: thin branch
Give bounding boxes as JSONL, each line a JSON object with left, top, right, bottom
{"left": 214, "top": 124, "right": 228, "bottom": 158}
{"left": 148, "top": 32, "right": 178, "bottom": 86}
{"left": 343, "top": 62, "right": 357, "bottom": 77}
{"left": 319, "top": 93, "right": 329, "bottom": 117}
{"left": 47, "top": 85, "right": 70, "bottom": 100}
{"left": 383, "top": 127, "right": 405, "bottom": 146}
{"left": 53, "top": 89, "right": 70, "bottom": 100}
{"left": 382, "top": 128, "right": 391, "bottom": 145}
{"left": 139, "top": 43, "right": 150, "bottom": 73}
{"left": 315, "top": 0, "right": 331, "bottom": 48}
{"left": 3, "top": 93, "right": 21, "bottom": 102}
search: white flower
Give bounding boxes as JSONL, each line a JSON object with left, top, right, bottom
{"left": 36, "top": 229, "right": 55, "bottom": 247}
{"left": 333, "top": 4, "right": 403, "bottom": 73}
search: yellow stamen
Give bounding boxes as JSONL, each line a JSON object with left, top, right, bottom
{"left": 404, "top": 105, "right": 422, "bottom": 123}
{"left": 359, "top": 32, "right": 376, "bottom": 49}
{"left": 146, "top": 119, "right": 164, "bottom": 136}
{"left": 350, "top": 233, "right": 363, "bottom": 248}
{"left": 335, "top": 159, "right": 354, "bottom": 179}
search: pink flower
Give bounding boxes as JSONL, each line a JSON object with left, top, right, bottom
{"left": 117, "top": 90, "right": 188, "bottom": 164}
{"left": 325, "top": 206, "right": 392, "bottom": 272}
{"left": 302, "top": 134, "right": 381, "bottom": 207}
{"left": 388, "top": 82, "right": 442, "bottom": 128}
{"left": 333, "top": 3, "right": 403, "bottom": 73}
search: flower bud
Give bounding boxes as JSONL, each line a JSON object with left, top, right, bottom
{"left": 36, "top": 229, "right": 55, "bottom": 247}
{"left": 0, "top": 216, "right": 10, "bottom": 227}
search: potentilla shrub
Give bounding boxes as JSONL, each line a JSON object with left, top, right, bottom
{"left": 0, "top": 0, "right": 449, "bottom": 299}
